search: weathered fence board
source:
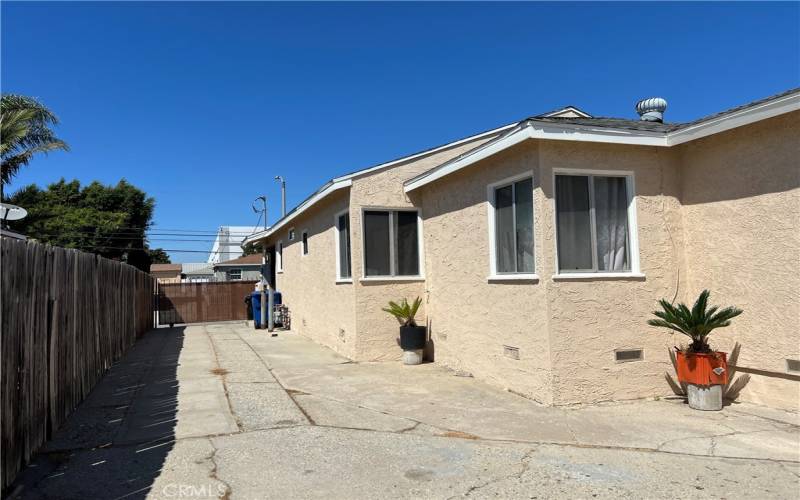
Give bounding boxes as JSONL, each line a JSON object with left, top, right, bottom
{"left": 1, "top": 238, "right": 155, "bottom": 490}
{"left": 156, "top": 281, "right": 257, "bottom": 325}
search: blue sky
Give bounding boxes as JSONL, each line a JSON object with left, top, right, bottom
{"left": 2, "top": 2, "right": 798, "bottom": 262}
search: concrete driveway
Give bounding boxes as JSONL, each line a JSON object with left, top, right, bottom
{"left": 8, "top": 323, "right": 799, "bottom": 499}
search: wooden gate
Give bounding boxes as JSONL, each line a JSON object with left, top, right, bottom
{"left": 156, "top": 281, "right": 257, "bottom": 325}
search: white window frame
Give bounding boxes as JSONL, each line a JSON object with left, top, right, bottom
{"left": 288, "top": 227, "right": 295, "bottom": 241}
{"left": 228, "top": 268, "right": 242, "bottom": 281}
{"left": 360, "top": 207, "right": 425, "bottom": 282}
{"left": 276, "top": 240, "right": 283, "bottom": 273}
{"left": 334, "top": 209, "right": 352, "bottom": 283}
{"left": 301, "top": 229, "right": 309, "bottom": 257}
{"left": 486, "top": 171, "right": 538, "bottom": 282}
{"left": 551, "top": 168, "right": 643, "bottom": 280}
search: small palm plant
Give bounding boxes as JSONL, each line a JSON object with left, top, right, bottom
{"left": 382, "top": 297, "right": 422, "bottom": 327}
{"left": 648, "top": 290, "right": 742, "bottom": 353}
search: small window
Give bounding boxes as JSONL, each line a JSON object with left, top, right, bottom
{"left": 276, "top": 241, "right": 283, "bottom": 272}
{"left": 363, "top": 210, "right": 420, "bottom": 277}
{"left": 490, "top": 176, "right": 534, "bottom": 275}
{"left": 555, "top": 173, "right": 635, "bottom": 273}
{"left": 228, "top": 269, "right": 242, "bottom": 281}
{"left": 288, "top": 228, "right": 295, "bottom": 241}
{"left": 301, "top": 230, "right": 309, "bottom": 255}
{"left": 336, "top": 211, "right": 352, "bottom": 280}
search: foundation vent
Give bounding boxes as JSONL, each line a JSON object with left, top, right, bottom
{"left": 786, "top": 359, "right": 800, "bottom": 373}
{"left": 503, "top": 345, "right": 520, "bottom": 360}
{"left": 615, "top": 349, "right": 644, "bottom": 363}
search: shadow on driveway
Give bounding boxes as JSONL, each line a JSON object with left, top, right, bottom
{"left": 7, "top": 327, "right": 185, "bottom": 500}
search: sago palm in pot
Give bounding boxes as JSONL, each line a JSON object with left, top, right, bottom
{"left": 648, "top": 290, "right": 742, "bottom": 410}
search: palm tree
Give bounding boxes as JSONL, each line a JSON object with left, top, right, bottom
{"left": 1, "top": 94, "right": 69, "bottom": 200}
{"left": 647, "top": 290, "right": 743, "bottom": 353}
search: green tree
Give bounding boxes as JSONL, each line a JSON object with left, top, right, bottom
{"left": 7, "top": 178, "right": 163, "bottom": 271}
{"left": 148, "top": 248, "right": 171, "bottom": 264}
{"left": 1, "top": 94, "right": 69, "bottom": 200}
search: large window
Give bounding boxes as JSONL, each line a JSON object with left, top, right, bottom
{"left": 228, "top": 268, "right": 242, "bottom": 281}
{"left": 335, "top": 211, "right": 352, "bottom": 280}
{"left": 555, "top": 172, "right": 635, "bottom": 273}
{"left": 489, "top": 175, "right": 534, "bottom": 275}
{"left": 363, "top": 210, "right": 420, "bottom": 277}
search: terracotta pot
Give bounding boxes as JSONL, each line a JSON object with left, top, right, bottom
{"left": 676, "top": 351, "right": 729, "bottom": 386}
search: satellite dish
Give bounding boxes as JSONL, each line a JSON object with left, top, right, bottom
{"left": 0, "top": 203, "right": 28, "bottom": 221}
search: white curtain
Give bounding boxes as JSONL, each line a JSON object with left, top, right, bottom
{"left": 594, "top": 177, "right": 629, "bottom": 271}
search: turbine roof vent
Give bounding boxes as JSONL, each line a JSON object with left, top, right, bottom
{"left": 636, "top": 97, "right": 668, "bottom": 122}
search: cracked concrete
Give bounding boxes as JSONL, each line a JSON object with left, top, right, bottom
{"left": 7, "top": 323, "right": 799, "bottom": 499}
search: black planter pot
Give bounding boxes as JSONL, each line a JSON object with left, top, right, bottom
{"left": 399, "top": 325, "right": 427, "bottom": 350}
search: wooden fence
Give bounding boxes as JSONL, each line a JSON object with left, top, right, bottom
{"left": 1, "top": 238, "right": 155, "bottom": 490}
{"left": 157, "top": 281, "right": 257, "bottom": 325}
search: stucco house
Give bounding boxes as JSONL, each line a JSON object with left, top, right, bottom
{"left": 243, "top": 89, "right": 799, "bottom": 410}
{"left": 212, "top": 253, "right": 262, "bottom": 281}
{"left": 149, "top": 263, "right": 182, "bottom": 284}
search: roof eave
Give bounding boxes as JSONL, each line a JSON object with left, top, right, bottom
{"left": 405, "top": 92, "right": 800, "bottom": 193}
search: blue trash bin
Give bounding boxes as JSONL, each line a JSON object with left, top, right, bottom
{"left": 251, "top": 291, "right": 282, "bottom": 329}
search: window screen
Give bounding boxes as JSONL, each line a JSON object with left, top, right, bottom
{"left": 363, "top": 210, "right": 419, "bottom": 277}
{"left": 493, "top": 177, "right": 534, "bottom": 274}
{"left": 364, "top": 211, "right": 391, "bottom": 276}
{"left": 556, "top": 174, "right": 631, "bottom": 273}
{"left": 337, "top": 213, "right": 352, "bottom": 279}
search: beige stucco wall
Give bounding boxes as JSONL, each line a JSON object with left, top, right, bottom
{"left": 267, "top": 190, "right": 357, "bottom": 359}
{"left": 419, "top": 142, "right": 554, "bottom": 403}
{"left": 417, "top": 140, "right": 686, "bottom": 404}
{"left": 348, "top": 137, "right": 499, "bottom": 361}
{"left": 678, "top": 111, "right": 800, "bottom": 410}
{"left": 256, "top": 111, "right": 799, "bottom": 410}
{"left": 539, "top": 141, "right": 685, "bottom": 405}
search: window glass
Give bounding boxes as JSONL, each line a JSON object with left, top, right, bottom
{"left": 337, "top": 213, "right": 352, "bottom": 279}
{"left": 395, "top": 211, "right": 419, "bottom": 276}
{"left": 514, "top": 178, "right": 534, "bottom": 273}
{"left": 276, "top": 242, "right": 283, "bottom": 271}
{"left": 228, "top": 269, "right": 242, "bottom": 280}
{"left": 594, "top": 176, "right": 630, "bottom": 271}
{"left": 364, "top": 211, "right": 390, "bottom": 276}
{"left": 495, "top": 184, "right": 515, "bottom": 273}
{"left": 556, "top": 175, "right": 593, "bottom": 271}
{"left": 288, "top": 228, "right": 295, "bottom": 241}
{"left": 556, "top": 174, "right": 632, "bottom": 273}
{"left": 302, "top": 231, "right": 308, "bottom": 255}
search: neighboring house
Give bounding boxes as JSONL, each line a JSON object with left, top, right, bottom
{"left": 207, "top": 226, "right": 262, "bottom": 264}
{"left": 212, "top": 254, "right": 262, "bottom": 282}
{"left": 149, "top": 263, "right": 182, "bottom": 284}
{"left": 182, "top": 263, "right": 215, "bottom": 283}
{"left": 243, "top": 89, "right": 799, "bottom": 411}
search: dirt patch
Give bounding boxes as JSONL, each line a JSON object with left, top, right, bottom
{"left": 210, "top": 368, "right": 230, "bottom": 376}
{"left": 439, "top": 430, "right": 480, "bottom": 440}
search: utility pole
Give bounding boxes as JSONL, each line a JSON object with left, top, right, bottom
{"left": 253, "top": 196, "right": 269, "bottom": 331}
{"left": 274, "top": 176, "right": 286, "bottom": 217}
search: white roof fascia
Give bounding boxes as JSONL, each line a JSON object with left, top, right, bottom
{"left": 329, "top": 122, "right": 517, "bottom": 184}
{"left": 241, "top": 122, "right": 517, "bottom": 247}
{"left": 405, "top": 94, "right": 800, "bottom": 193}
{"left": 667, "top": 91, "right": 800, "bottom": 146}
{"left": 404, "top": 123, "right": 667, "bottom": 193}
{"left": 242, "top": 178, "right": 353, "bottom": 245}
